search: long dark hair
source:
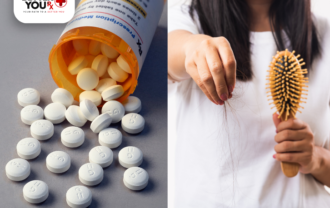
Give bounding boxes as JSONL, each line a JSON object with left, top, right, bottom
{"left": 189, "top": 0, "right": 320, "bottom": 81}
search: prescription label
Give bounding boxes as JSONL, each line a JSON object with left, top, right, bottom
{"left": 62, "top": 0, "right": 164, "bottom": 71}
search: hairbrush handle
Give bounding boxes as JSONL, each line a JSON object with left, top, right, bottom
{"left": 281, "top": 162, "right": 299, "bottom": 177}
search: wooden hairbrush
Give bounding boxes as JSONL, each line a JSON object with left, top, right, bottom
{"left": 266, "top": 49, "right": 308, "bottom": 177}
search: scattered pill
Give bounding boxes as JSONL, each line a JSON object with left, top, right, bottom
{"left": 101, "top": 43, "right": 119, "bottom": 59}
{"left": 30, "top": 120, "right": 54, "bottom": 140}
{"left": 51, "top": 88, "right": 74, "bottom": 107}
{"left": 101, "top": 101, "right": 125, "bottom": 123}
{"left": 92, "top": 55, "right": 109, "bottom": 77}
{"left": 46, "top": 151, "right": 71, "bottom": 173}
{"left": 89, "top": 40, "right": 101, "bottom": 56}
{"left": 79, "top": 90, "right": 102, "bottom": 106}
{"left": 65, "top": 106, "right": 87, "bottom": 127}
{"left": 117, "top": 55, "right": 131, "bottom": 74}
{"left": 89, "top": 146, "right": 113, "bottom": 168}
{"left": 73, "top": 39, "right": 89, "bottom": 55}
{"left": 118, "top": 146, "right": 143, "bottom": 168}
{"left": 20, "top": 105, "right": 44, "bottom": 125}
{"left": 68, "top": 56, "right": 88, "bottom": 75}
{"left": 80, "top": 99, "right": 99, "bottom": 121}
{"left": 95, "top": 78, "right": 117, "bottom": 94}
{"left": 5, "top": 158, "right": 30, "bottom": 181}
{"left": 17, "top": 138, "right": 41, "bottom": 160}
{"left": 44, "top": 103, "right": 66, "bottom": 124}
{"left": 90, "top": 113, "right": 112, "bottom": 133}
{"left": 23, "top": 180, "right": 49, "bottom": 204}
{"left": 122, "top": 96, "right": 142, "bottom": 113}
{"left": 99, "top": 128, "right": 122, "bottom": 149}
{"left": 66, "top": 185, "right": 92, "bottom": 208}
{"left": 79, "top": 163, "right": 104, "bottom": 186}
{"left": 101, "top": 85, "right": 124, "bottom": 101}
{"left": 61, "top": 126, "right": 85, "bottom": 148}
{"left": 123, "top": 167, "right": 149, "bottom": 191}
{"left": 77, "top": 68, "right": 99, "bottom": 91}
{"left": 121, "top": 113, "right": 145, "bottom": 134}
{"left": 17, "top": 88, "right": 40, "bottom": 107}
{"left": 108, "top": 62, "right": 129, "bottom": 82}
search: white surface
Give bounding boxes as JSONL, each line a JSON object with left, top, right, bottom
{"left": 95, "top": 78, "right": 117, "bottom": 93}
{"left": 79, "top": 163, "right": 104, "bottom": 186}
{"left": 168, "top": 2, "right": 330, "bottom": 207}
{"left": 123, "top": 167, "right": 149, "bottom": 191}
{"left": 89, "top": 146, "right": 113, "bottom": 168}
{"left": 66, "top": 185, "right": 92, "bottom": 208}
{"left": 65, "top": 105, "right": 87, "bottom": 127}
{"left": 17, "top": 88, "right": 40, "bottom": 107}
{"left": 101, "top": 85, "right": 124, "bottom": 101}
{"left": 61, "top": 126, "right": 85, "bottom": 148}
{"left": 20, "top": 105, "right": 44, "bottom": 125}
{"left": 99, "top": 128, "right": 122, "bottom": 149}
{"left": 30, "top": 119, "right": 54, "bottom": 140}
{"left": 117, "top": 55, "right": 131, "bottom": 74}
{"left": 44, "top": 102, "right": 66, "bottom": 124}
{"left": 46, "top": 151, "right": 71, "bottom": 174}
{"left": 89, "top": 40, "right": 102, "bottom": 56}
{"left": 23, "top": 180, "right": 49, "bottom": 204}
{"left": 79, "top": 90, "right": 102, "bottom": 106}
{"left": 90, "top": 113, "right": 112, "bottom": 133}
{"left": 68, "top": 56, "right": 88, "bottom": 75}
{"left": 77, "top": 68, "right": 99, "bottom": 91}
{"left": 101, "top": 43, "right": 119, "bottom": 59}
{"left": 121, "top": 113, "right": 145, "bottom": 134}
{"left": 92, "top": 54, "right": 109, "bottom": 77}
{"left": 108, "top": 62, "right": 128, "bottom": 82}
{"left": 16, "top": 137, "right": 41, "bottom": 160}
{"left": 101, "top": 100, "right": 125, "bottom": 123}
{"left": 5, "top": 158, "right": 30, "bottom": 181}
{"left": 80, "top": 99, "right": 99, "bottom": 121}
{"left": 122, "top": 96, "right": 142, "bottom": 113}
{"left": 118, "top": 146, "right": 143, "bottom": 168}
{"left": 73, "top": 39, "right": 89, "bottom": 56}
{"left": 51, "top": 88, "right": 74, "bottom": 107}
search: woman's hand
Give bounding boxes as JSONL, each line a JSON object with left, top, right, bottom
{"left": 272, "top": 114, "right": 321, "bottom": 174}
{"left": 184, "top": 35, "right": 236, "bottom": 105}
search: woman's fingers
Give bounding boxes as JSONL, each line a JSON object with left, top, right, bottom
{"left": 274, "top": 152, "right": 312, "bottom": 165}
{"left": 276, "top": 118, "right": 306, "bottom": 132}
{"left": 274, "top": 129, "right": 309, "bottom": 143}
{"left": 274, "top": 140, "right": 311, "bottom": 153}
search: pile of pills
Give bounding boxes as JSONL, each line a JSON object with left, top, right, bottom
{"left": 6, "top": 85, "right": 147, "bottom": 207}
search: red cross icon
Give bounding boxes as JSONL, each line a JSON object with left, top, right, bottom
{"left": 56, "top": 0, "right": 66, "bottom": 7}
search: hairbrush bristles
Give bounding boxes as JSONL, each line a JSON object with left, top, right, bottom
{"left": 266, "top": 49, "right": 308, "bottom": 121}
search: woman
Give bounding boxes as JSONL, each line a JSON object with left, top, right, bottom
{"left": 168, "top": 0, "right": 330, "bottom": 207}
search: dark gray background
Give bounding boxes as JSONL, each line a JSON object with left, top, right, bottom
{"left": 0, "top": 1, "right": 167, "bottom": 207}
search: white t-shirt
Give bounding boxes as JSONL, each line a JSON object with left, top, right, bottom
{"left": 168, "top": 3, "right": 330, "bottom": 208}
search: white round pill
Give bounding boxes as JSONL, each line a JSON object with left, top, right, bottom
{"left": 17, "top": 138, "right": 41, "bottom": 160}
{"left": 80, "top": 99, "right": 99, "bottom": 121}
{"left": 51, "top": 88, "right": 74, "bottom": 107}
{"left": 30, "top": 120, "right": 54, "bottom": 140}
{"left": 61, "top": 127, "right": 85, "bottom": 148}
{"left": 73, "top": 39, "right": 89, "bottom": 55}
{"left": 89, "top": 40, "right": 101, "bottom": 56}
{"left": 23, "top": 180, "right": 49, "bottom": 204}
{"left": 79, "top": 90, "right": 102, "bottom": 106}
{"left": 92, "top": 55, "right": 109, "bottom": 77}
{"left": 68, "top": 56, "right": 89, "bottom": 75}
{"left": 101, "top": 43, "right": 119, "bottom": 59}
{"left": 118, "top": 146, "right": 143, "bottom": 168}
{"left": 44, "top": 103, "right": 66, "bottom": 124}
{"left": 95, "top": 78, "right": 116, "bottom": 94}
{"left": 79, "top": 163, "right": 104, "bottom": 186}
{"left": 101, "top": 85, "right": 124, "bottom": 101}
{"left": 121, "top": 113, "right": 145, "bottom": 134}
{"left": 108, "top": 62, "right": 128, "bottom": 82}
{"left": 123, "top": 167, "right": 149, "bottom": 191}
{"left": 101, "top": 101, "right": 125, "bottom": 123}
{"left": 66, "top": 185, "right": 92, "bottom": 208}
{"left": 99, "top": 128, "right": 122, "bottom": 149}
{"left": 89, "top": 146, "right": 113, "bottom": 168}
{"left": 77, "top": 68, "right": 99, "bottom": 91}
{"left": 5, "top": 158, "right": 30, "bottom": 181}
{"left": 20, "top": 105, "right": 44, "bottom": 125}
{"left": 117, "top": 55, "right": 131, "bottom": 74}
{"left": 46, "top": 151, "right": 71, "bottom": 173}
{"left": 90, "top": 113, "right": 112, "bottom": 133}
{"left": 122, "top": 96, "right": 142, "bottom": 113}
{"left": 17, "top": 88, "right": 40, "bottom": 107}
{"left": 65, "top": 106, "right": 87, "bottom": 127}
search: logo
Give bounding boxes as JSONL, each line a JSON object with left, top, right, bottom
{"left": 55, "top": 0, "right": 67, "bottom": 8}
